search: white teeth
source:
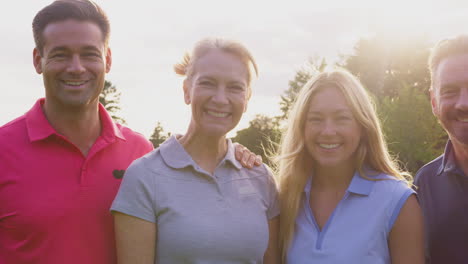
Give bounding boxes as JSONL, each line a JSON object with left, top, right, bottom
{"left": 64, "top": 81, "right": 86, "bottom": 86}
{"left": 206, "top": 111, "right": 229, "bottom": 118}
{"left": 319, "top": 143, "right": 340, "bottom": 149}
{"left": 458, "top": 118, "right": 468, "bottom": 122}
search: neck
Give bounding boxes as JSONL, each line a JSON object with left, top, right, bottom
{"left": 178, "top": 125, "right": 228, "bottom": 174}
{"left": 312, "top": 162, "right": 355, "bottom": 191}
{"left": 452, "top": 141, "right": 468, "bottom": 176}
{"left": 43, "top": 100, "right": 101, "bottom": 156}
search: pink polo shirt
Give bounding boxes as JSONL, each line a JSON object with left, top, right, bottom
{"left": 0, "top": 98, "right": 153, "bottom": 264}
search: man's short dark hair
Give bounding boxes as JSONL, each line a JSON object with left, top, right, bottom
{"left": 32, "top": 0, "right": 110, "bottom": 55}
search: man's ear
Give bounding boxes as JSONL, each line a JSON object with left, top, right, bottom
{"left": 105, "top": 47, "right": 112, "bottom": 73}
{"left": 183, "top": 79, "right": 191, "bottom": 105}
{"left": 33, "top": 48, "right": 43, "bottom": 74}
{"left": 244, "top": 88, "right": 251, "bottom": 112}
{"left": 430, "top": 88, "right": 438, "bottom": 117}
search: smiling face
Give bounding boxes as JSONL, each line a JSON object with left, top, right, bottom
{"left": 431, "top": 54, "right": 468, "bottom": 148}
{"left": 33, "top": 19, "right": 111, "bottom": 110}
{"left": 184, "top": 49, "right": 249, "bottom": 138}
{"left": 304, "top": 86, "right": 362, "bottom": 170}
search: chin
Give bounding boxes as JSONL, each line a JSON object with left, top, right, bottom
{"left": 202, "top": 128, "right": 231, "bottom": 138}
{"left": 315, "top": 157, "right": 354, "bottom": 169}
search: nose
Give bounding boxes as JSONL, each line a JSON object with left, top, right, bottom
{"left": 212, "top": 86, "right": 229, "bottom": 105}
{"left": 66, "top": 55, "right": 86, "bottom": 74}
{"left": 456, "top": 87, "right": 468, "bottom": 111}
{"left": 320, "top": 119, "right": 337, "bottom": 136}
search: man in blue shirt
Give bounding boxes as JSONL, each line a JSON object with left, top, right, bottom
{"left": 414, "top": 35, "right": 468, "bottom": 264}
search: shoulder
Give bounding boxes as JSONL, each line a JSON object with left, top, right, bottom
{"left": 115, "top": 123, "right": 153, "bottom": 151}
{"left": 123, "top": 140, "right": 187, "bottom": 184}
{"left": 238, "top": 164, "right": 278, "bottom": 197}
{"left": 0, "top": 115, "right": 28, "bottom": 149}
{"left": 126, "top": 147, "right": 165, "bottom": 174}
{"left": 371, "top": 173, "right": 414, "bottom": 198}
{"left": 414, "top": 154, "right": 444, "bottom": 185}
{"left": 240, "top": 163, "right": 276, "bottom": 182}
{"left": 0, "top": 115, "right": 27, "bottom": 136}
{"left": 371, "top": 174, "right": 416, "bottom": 231}
{"left": 117, "top": 124, "right": 152, "bottom": 145}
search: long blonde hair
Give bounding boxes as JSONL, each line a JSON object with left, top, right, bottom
{"left": 277, "top": 69, "right": 411, "bottom": 261}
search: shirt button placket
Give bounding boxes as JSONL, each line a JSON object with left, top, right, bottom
{"left": 214, "top": 176, "right": 226, "bottom": 207}
{"left": 80, "top": 161, "right": 88, "bottom": 184}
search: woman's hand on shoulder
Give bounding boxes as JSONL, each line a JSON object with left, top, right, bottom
{"left": 234, "top": 143, "right": 263, "bottom": 168}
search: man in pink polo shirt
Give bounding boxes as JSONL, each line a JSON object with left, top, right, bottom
{"left": 0, "top": 1, "right": 154, "bottom": 263}
{"left": 0, "top": 1, "right": 262, "bottom": 263}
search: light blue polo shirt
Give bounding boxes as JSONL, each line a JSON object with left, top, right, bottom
{"left": 111, "top": 135, "right": 279, "bottom": 264}
{"left": 287, "top": 171, "right": 414, "bottom": 264}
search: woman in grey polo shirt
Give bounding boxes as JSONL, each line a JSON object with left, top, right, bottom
{"left": 111, "top": 38, "right": 280, "bottom": 264}
{"left": 276, "top": 70, "right": 424, "bottom": 263}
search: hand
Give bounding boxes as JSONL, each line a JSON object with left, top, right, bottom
{"left": 234, "top": 143, "right": 263, "bottom": 169}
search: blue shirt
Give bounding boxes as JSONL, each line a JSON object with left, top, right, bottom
{"left": 287, "top": 171, "right": 414, "bottom": 264}
{"left": 111, "top": 135, "right": 279, "bottom": 264}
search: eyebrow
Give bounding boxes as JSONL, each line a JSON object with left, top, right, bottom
{"left": 48, "top": 47, "right": 68, "bottom": 53}
{"left": 197, "top": 76, "right": 215, "bottom": 81}
{"left": 197, "top": 76, "right": 246, "bottom": 85}
{"left": 82, "top": 46, "right": 102, "bottom": 52}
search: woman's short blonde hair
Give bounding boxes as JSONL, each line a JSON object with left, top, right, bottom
{"left": 174, "top": 38, "right": 258, "bottom": 99}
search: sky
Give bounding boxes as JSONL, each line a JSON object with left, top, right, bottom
{"left": 1, "top": 0, "right": 467, "bottom": 138}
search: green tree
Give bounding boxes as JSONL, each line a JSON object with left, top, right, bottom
{"left": 378, "top": 83, "right": 447, "bottom": 173}
{"left": 232, "top": 114, "right": 281, "bottom": 166}
{"left": 149, "top": 122, "right": 170, "bottom": 148}
{"left": 99, "top": 80, "right": 126, "bottom": 124}
{"left": 278, "top": 57, "right": 328, "bottom": 121}
{"left": 341, "top": 34, "right": 432, "bottom": 98}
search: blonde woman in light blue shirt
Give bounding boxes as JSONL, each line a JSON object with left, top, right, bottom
{"left": 276, "top": 69, "right": 424, "bottom": 264}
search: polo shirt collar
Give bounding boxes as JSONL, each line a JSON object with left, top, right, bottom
{"left": 25, "top": 98, "right": 125, "bottom": 142}
{"left": 304, "top": 170, "right": 375, "bottom": 196}
{"left": 98, "top": 102, "right": 126, "bottom": 141}
{"left": 438, "top": 140, "right": 464, "bottom": 176}
{"left": 347, "top": 171, "right": 375, "bottom": 196}
{"left": 222, "top": 139, "right": 243, "bottom": 170}
{"left": 25, "top": 98, "right": 56, "bottom": 141}
{"left": 160, "top": 135, "right": 242, "bottom": 170}
{"left": 160, "top": 135, "right": 197, "bottom": 169}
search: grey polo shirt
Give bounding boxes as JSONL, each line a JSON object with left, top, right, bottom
{"left": 111, "top": 135, "right": 279, "bottom": 264}
{"left": 414, "top": 141, "right": 468, "bottom": 264}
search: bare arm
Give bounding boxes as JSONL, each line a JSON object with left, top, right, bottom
{"left": 114, "top": 212, "right": 157, "bottom": 264}
{"left": 264, "top": 216, "right": 280, "bottom": 264}
{"left": 389, "top": 194, "right": 424, "bottom": 264}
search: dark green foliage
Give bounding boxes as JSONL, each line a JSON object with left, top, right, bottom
{"left": 99, "top": 80, "right": 127, "bottom": 125}
{"left": 279, "top": 57, "right": 328, "bottom": 120}
{"left": 149, "top": 122, "right": 170, "bottom": 148}
{"left": 378, "top": 83, "right": 447, "bottom": 173}
{"left": 232, "top": 115, "right": 282, "bottom": 167}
